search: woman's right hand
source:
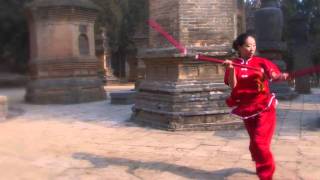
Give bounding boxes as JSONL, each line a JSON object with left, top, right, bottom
{"left": 223, "top": 60, "right": 234, "bottom": 69}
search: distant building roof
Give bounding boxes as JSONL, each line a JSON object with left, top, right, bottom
{"left": 27, "top": 0, "right": 99, "bottom": 11}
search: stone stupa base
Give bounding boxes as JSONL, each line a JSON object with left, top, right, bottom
{"left": 25, "top": 77, "right": 106, "bottom": 104}
{"left": 131, "top": 80, "right": 243, "bottom": 131}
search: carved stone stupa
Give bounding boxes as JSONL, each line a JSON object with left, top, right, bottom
{"left": 25, "top": 0, "right": 106, "bottom": 104}
{"left": 132, "top": 0, "right": 242, "bottom": 131}
{"left": 254, "top": 0, "right": 297, "bottom": 99}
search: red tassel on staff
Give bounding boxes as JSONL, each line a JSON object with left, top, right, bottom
{"left": 290, "top": 65, "right": 320, "bottom": 78}
{"left": 195, "top": 54, "right": 261, "bottom": 72}
{"left": 147, "top": 19, "right": 187, "bottom": 55}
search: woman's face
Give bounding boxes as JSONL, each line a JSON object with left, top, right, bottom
{"left": 239, "top": 36, "right": 256, "bottom": 59}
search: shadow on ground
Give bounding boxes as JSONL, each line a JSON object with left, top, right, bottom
{"left": 213, "top": 129, "right": 248, "bottom": 140}
{"left": 7, "top": 106, "right": 25, "bottom": 119}
{"left": 72, "top": 152, "right": 255, "bottom": 180}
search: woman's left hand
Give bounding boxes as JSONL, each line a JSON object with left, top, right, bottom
{"left": 281, "top": 73, "right": 290, "bottom": 80}
{"left": 271, "top": 72, "right": 290, "bottom": 81}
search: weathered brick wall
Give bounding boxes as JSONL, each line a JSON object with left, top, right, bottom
{"left": 149, "top": 0, "right": 237, "bottom": 53}
{"left": 144, "top": 58, "right": 224, "bottom": 81}
{"left": 31, "top": 8, "right": 97, "bottom": 60}
{"left": 149, "top": 0, "right": 179, "bottom": 48}
{"left": 179, "top": 0, "right": 236, "bottom": 49}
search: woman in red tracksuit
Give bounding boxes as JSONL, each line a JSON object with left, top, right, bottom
{"left": 224, "top": 33, "right": 289, "bottom": 180}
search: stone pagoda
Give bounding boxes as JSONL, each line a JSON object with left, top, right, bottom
{"left": 288, "top": 14, "right": 312, "bottom": 94}
{"left": 254, "top": 0, "right": 297, "bottom": 99}
{"left": 25, "top": 0, "right": 106, "bottom": 104}
{"left": 132, "top": 0, "right": 242, "bottom": 131}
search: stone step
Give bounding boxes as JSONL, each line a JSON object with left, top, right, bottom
{"left": 0, "top": 73, "right": 28, "bottom": 87}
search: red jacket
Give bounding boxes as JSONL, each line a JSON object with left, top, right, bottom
{"left": 224, "top": 56, "right": 281, "bottom": 119}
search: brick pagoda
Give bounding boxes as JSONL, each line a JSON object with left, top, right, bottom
{"left": 25, "top": 0, "right": 106, "bottom": 104}
{"left": 132, "top": 0, "right": 242, "bottom": 131}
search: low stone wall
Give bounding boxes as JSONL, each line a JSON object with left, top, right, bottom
{"left": 0, "top": 73, "right": 28, "bottom": 87}
{"left": 0, "top": 96, "right": 8, "bottom": 121}
{"left": 25, "top": 77, "right": 106, "bottom": 104}
{"left": 110, "top": 91, "right": 136, "bottom": 105}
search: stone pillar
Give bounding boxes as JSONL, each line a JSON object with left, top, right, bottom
{"left": 132, "top": 0, "right": 242, "bottom": 131}
{"left": 237, "top": 0, "right": 247, "bottom": 35}
{"left": 245, "top": 0, "right": 260, "bottom": 33}
{"left": 96, "top": 27, "right": 120, "bottom": 85}
{"left": 101, "top": 33, "right": 120, "bottom": 84}
{"left": 133, "top": 24, "right": 149, "bottom": 90}
{"left": 254, "top": 0, "right": 297, "bottom": 99}
{"left": 95, "top": 27, "right": 108, "bottom": 84}
{"left": 25, "top": 0, "right": 106, "bottom": 104}
{"left": 310, "top": 16, "right": 320, "bottom": 87}
{"left": 105, "top": 49, "right": 120, "bottom": 84}
{"left": 289, "top": 14, "right": 312, "bottom": 94}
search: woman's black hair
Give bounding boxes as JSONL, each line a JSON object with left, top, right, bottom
{"left": 232, "top": 32, "right": 256, "bottom": 51}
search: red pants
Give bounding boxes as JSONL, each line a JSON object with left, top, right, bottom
{"left": 244, "top": 105, "right": 276, "bottom": 180}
